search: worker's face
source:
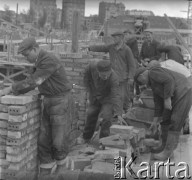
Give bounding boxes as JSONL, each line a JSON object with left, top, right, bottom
{"left": 98, "top": 71, "right": 112, "bottom": 80}
{"left": 144, "top": 32, "right": 153, "bottom": 42}
{"left": 113, "top": 35, "right": 123, "bottom": 45}
{"left": 22, "top": 48, "right": 38, "bottom": 63}
{"left": 124, "top": 33, "right": 131, "bottom": 41}
{"left": 137, "top": 71, "right": 148, "bottom": 85}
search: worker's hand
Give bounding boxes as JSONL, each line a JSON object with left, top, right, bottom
{"left": 144, "top": 58, "right": 150, "bottom": 62}
{"left": 149, "top": 117, "right": 159, "bottom": 135}
{"left": 141, "top": 60, "right": 148, "bottom": 67}
{"left": 164, "top": 97, "right": 172, "bottom": 110}
{"left": 118, "top": 115, "right": 128, "bottom": 126}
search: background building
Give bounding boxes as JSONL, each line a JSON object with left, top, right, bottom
{"left": 84, "top": 15, "right": 102, "bottom": 31}
{"left": 99, "top": 1, "right": 125, "bottom": 24}
{"left": 61, "top": 0, "right": 85, "bottom": 31}
{"left": 30, "top": 0, "right": 57, "bottom": 28}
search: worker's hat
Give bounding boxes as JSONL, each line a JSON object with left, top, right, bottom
{"left": 18, "top": 37, "right": 38, "bottom": 54}
{"left": 134, "top": 67, "right": 147, "bottom": 85}
{"left": 97, "top": 60, "right": 112, "bottom": 72}
{"left": 111, "top": 31, "right": 124, "bottom": 37}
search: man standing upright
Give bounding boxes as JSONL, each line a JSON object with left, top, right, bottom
{"left": 0, "top": 37, "right": 74, "bottom": 175}
{"left": 124, "top": 29, "right": 141, "bottom": 67}
{"left": 140, "top": 30, "right": 161, "bottom": 66}
{"left": 88, "top": 32, "right": 136, "bottom": 112}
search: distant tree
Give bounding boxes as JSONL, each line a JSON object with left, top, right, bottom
{"left": 3, "top": 4, "right": 13, "bottom": 22}
{"left": 38, "top": 9, "right": 47, "bottom": 28}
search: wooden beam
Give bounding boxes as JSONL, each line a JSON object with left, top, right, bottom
{"left": 72, "top": 11, "right": 80, "bottom": 53}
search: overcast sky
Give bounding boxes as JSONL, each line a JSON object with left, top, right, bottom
{"left": 0, "top": 0, "right": 189, "bottom": 18}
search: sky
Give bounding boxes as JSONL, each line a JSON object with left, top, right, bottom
{"left": 0, "top": 0, "right": 189, "bottom": 18}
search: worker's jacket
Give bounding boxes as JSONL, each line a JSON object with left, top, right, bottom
{"left": 84, "top": 61, "right": 122, "bottom": 116}
{"left": 89, "top": 43, "right": 136, "bottom": 82}
{"left": 157, "top": 45, "right": 184, "bottom": 65}
{"left": 12, "top": 50, "right": 72, "bottom": 97}
{"left": 148, "top": 67, "right": 192, "bottom": 117}
{"left": 125, "top": 37, "right": 141, "bottom": 64}
{"left": 140, "top": 39, "right": 161, "bottom": 61}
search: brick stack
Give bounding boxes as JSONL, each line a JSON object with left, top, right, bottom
{"left": 0, "top": 104, "right": 9, "bottom": 180}
{"left": 0, "top": 92, "right": 41, "bottom": 179}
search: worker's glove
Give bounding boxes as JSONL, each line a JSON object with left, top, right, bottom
{"left": 117, "top": 115, "right": 128, "bottom": 126}
{"left": 164, "top": 98, "right": 172, "bottom": 110}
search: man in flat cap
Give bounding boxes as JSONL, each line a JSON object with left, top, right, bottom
{"left": 86, "top": 31, "right": 136, "bottom": 113}
{"left": 77, "top": 60, "right": 122, "bottom": 145}
{"left": 0, "top": 37, "right": 75, "bottom": 175}
{"left": 140, "top": 30, "right": 161, "bottom": 66}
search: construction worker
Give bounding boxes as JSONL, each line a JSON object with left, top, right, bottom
{"left": 157, "top": 43, "right": 185, "bottom": 65}
{"left": 140, "top": 30, "right": 161, "bottom": 66}
{"left": 77, "top": 60, "right": 122, "bottom": 145}
{"left": 134, "top": 66, "right": 192, "bottom": 160}
{"left": 123, "top": 29, "right": 141, "bottom": 67}
{"left": 87, "top": 31, "right": 136, "bottom": 112}
{"left": 0, "top": 37, "right": 74, "bottom": 175}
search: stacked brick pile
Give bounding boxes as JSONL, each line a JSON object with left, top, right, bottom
{"left": 0, "top": 91, "right": 41, "bottom": 179}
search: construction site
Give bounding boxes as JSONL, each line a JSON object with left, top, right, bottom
{"left": 0, "top": 0, "right": 192, "bottom": 180}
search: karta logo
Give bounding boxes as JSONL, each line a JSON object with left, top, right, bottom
{"left": 114, "top": 156, "right": 191, "bottom": 179}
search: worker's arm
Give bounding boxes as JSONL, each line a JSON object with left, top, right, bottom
{"left": 89, "top": 44, "right": 110, "bottom": 53}
{"left": 157, "top": 44, "right": 170, "bottom": 53}
{"left": 12, "top": 58, "right": 61, "bottom": 95}
{"left": 126, "top": 46, "right": 136, "bottom": 81}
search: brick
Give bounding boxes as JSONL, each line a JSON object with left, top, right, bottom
{"left": 0, "top": 113, "right": 9, "bottom": 120}
{"left": 60, "top": 52, "right": 83, "bottom": 59}
{"left": 0, "top": 159, "right": 9, "bottom": 167}
{"left": 91, "top": 161, "right": 114, "bottom": 175}
{"left": 0, "top": 128, "right": 7, "bottom": 136}
{"left": 1, "top": 95, "right": 38, "bottom": 105}
{"left": 6, "top": 135, "right": 28, "bottom": 146}
{"left": 8, "top": 121, "right": 28, "bottom": 131}
{"left": 70, "top": 157, "right": 91, "bottom": 171}
{"left": 66, "top": 71, "right": 80, "bottom": 76}
{"left": 0, "top": 104, "right": 8, "bottom": 112}
{"left": 0, "top": 120, "right": 8, "bottom": 128}
{"left": 6, "top": 141, "right": 30, "bottom": 155}
{"left": 0, "top": 151, "right": 6, "bottom": 159}
{"left": 94, "top": 148, "right": 127, "bottom": 161}
{"left": 110, "top": 125, "right": 134, "bottom": 138}
{"left": 8, "top": 101, "right": 41, "bottom": 115}
{"left": 73, "top": 68, "right": 84, "bottom": 72}
{"left": 99, "top": 134, "right": 125, "bottom": 149}
{"left": 8, "top": 109, "right": 40, "bottom": 123}
{"left": 6, "top": 150, "right": 28, "bottom": 162}
{"left": 29, "top": 129, "right": 39, "bottom": 140}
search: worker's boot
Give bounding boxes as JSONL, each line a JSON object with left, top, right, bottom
{"left": 150, "top": 125, "right": 169, "bottom": 153}
{"left": 39, "top": 162, "right": 56, "bottom": 176}
{"left": 55, "top": 158, "right": 69, "bottom": 174}
{"left": 152, "top": 131, "right": 180, "bottom": 161}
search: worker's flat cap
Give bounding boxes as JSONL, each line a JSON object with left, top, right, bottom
{"left": 134, "top": 67, "right": 147, "bottom": 84}
{"left": 97, "top": 60, "right": 112, "bottom": 72}
{"left": 18, "top": 37, "right": 37, "bottom": 54}
{"left": 111, "top": 31, "right": 124, "bottom": 37}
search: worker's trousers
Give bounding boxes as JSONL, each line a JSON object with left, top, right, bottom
{"left": 119, "top": 80, "right": 131, "bottom": 111}
{"left": 83, "top": 101, "right": 113, "bottom": 140}
{"left": 161, "top": 89, "right": 192, "bottom": 132}
{"left": 38, "top": 91, "right": 74, "bottom": 168}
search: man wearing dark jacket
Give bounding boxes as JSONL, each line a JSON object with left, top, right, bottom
{"left": 0, "top": 37, "right": 73, "bottom": 175}
{"left": 77, "top": 60, "right": 122, "bottom": 144}
{"left": 88, "top": 32, "right": 136, "bottom": 112}
{"left": 140, "top": 30, "right": 161, "bottom": 66}
{"left": 124, "top": 29, "right": 141, "bottom": 66}
{"left": 157, "top": 44, "right": 184, "bottom": 65}
{"left": 134, "top": 66, "right": 192, "bottom": 160}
